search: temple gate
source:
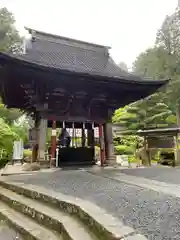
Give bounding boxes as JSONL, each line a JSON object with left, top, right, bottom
{"left": 0, "top": 28, "right": 167, "bottom": 167}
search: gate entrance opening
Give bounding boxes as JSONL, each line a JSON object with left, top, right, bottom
{"left": 48, "top": 121, "right": 98, "bottom": 167}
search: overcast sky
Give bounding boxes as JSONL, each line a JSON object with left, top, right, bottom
{"left": 0, "top": 0, "right": 178, "bottom": 67}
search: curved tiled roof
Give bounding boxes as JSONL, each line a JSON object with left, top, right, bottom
{"left": 0, "top": 28, "right": 168, "bottom": 86}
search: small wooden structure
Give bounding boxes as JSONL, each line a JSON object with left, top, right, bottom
{"left": 137, "top": 127, "right": 180, "bottom": 166}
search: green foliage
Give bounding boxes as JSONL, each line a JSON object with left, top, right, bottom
{"left": 113, "top": 8, "right": 180, "bottom": 157}
{"left": 114, "top": 145, "right": 134, "bottom": 155}
{"left": 0, "top": 103, "right": 23, "bottom": 124}
{"left": 156, "top": 9, "right": 180, "bottom": 57}
{"left": 133, "top": 46, "right": 175, "bottom": 79}
{"left": 133, "top": 8, "right": 180, "bottom": 114}
{"left": 0, "top": 103, "right": 28, "bottom": 159}
{"left": 128, "top": 155, "right": 136, "bottom": 163}
{"left": 0, "top": 118, "right": 18, "bottom": 158}
{"left": 0, "top": 7, "right": 22, "bottom": 53}
{"left": 11, "top": 125, "right": 28, "bottom": 145}
{"left": 24, "top": 149, "right": 32, "bottom": 157}
{"left": 113, "top": 93, "right": 174, "bottom": 134}
{"left": 0, "top": 9, "right": 28, "bottom": 161}
{"left": 0, "top": 115, "right": 29, "bottom": 159}
{"left": 114, "top": 135, "right": 143, "bottom": 148}
{"left": 23, "top": 149, "right": 32, "bottom": 162}
{"left": 0, "top": 159, "right": 8, "bottom": 169}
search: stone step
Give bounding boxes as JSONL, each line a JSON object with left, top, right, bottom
{"left": 0, "top": 201, "right": 60, "bottom": 240}
{"left": 0, "top": 186, "right": 95, "bottom": 240}
{"left": 0, "top": 180, "right": 142, "bottom": 240}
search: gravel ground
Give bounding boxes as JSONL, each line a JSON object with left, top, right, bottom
{"left": 3, "top": 170, "right": 180, "bottom": 240}
{"left": 0, "top": 218, "right": 23, "bottom": 240}
{"left": 118, "top": 166, "right": 180, "bottom": 184}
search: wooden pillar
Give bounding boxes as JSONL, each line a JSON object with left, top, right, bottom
{"left": 87, "top": 123, "right": 94, "bottom": 148}
{"left": 104, "top": 123, "right": 115, "bottom": 165}
{"left": 103, "top": 123, "right": 108, "bottom": 161}
{"left": 38, "top": 118, "right": 47, "bottom": 160}
{"left": 32, "top": 142, "right": 38, "bottom": 162}
{"left": 143, "top": 136, "right": 151, "bottom": 166}
{"left": 72, "top": 122, "right": 75, "bottom": 147}
{"left": 82, "top": 123, "right": 86, "bottom": 147}
{"left": 99, "top": 124, "right": 105, "bottom": 166}
{"left": 32, "top": 113, "right": 40, "bottom": 162}
{"left": 174, "top": 134, "right": 180, "bottom": 166}
{"left": 51, "top": 120, "right": 57, "bottom": 167}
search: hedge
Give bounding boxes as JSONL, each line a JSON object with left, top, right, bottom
{"left": 115, "top": 145, "right": 134, "bottom": 155}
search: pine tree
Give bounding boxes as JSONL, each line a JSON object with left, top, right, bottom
{"left": 113, "top": 93, "right": 175, "bottom": 135}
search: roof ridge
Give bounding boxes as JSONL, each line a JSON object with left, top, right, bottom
{"left": 32, "top": 37, "right": 108, "bottom": 54}
{"left": 25, "top": 27, "right": 111, "bottom": 50}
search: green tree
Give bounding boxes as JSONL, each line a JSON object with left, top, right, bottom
{"left": 156, "top": 9, "right": 180, "bottom": 57}
{"left": 0, "top": 118, "right": 18, "bottom": 158}
{"left": 133, "top": 46, "right": 176, "bottom": 79}
{"left": 132, "top": 8, "right": 180, "bottom": 112}
{"left": 0, "top": 103, "right": 22, "bottom": 124}
{"left": 0, "top": 8, "right": 26, "bottom": 162}
{"left": 113, "top": 93, "right": 175, "bottom": 134}
{"left": 112, "top": 94, "right": 175, "bottom": 158}
{"left": 113, "top": 7, "right": 180, "bottom": 158}
{"left": 155, "top": 8, "right": 180, "bottom": 113}
{"left": 133, "top": 8, "right": 180, "bottom": 118}
{"left": 0, "top": 7, "right": 22, "bottom": 53}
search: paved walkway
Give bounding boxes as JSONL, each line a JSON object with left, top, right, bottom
{"left": 0, "top": 219, "right": 23, "bottom": 240}
{"left": 117, "top": 166, "right": 180, "bottom": 184}
{"left": 0, "top": 163, "right": 59, "bottom": 176}
{"left": 2, "top": 168, "right": 180, "bottom": 239}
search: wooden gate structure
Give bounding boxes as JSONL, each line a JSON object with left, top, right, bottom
{"left": 0, "top": 28, "right": 168, "bottom": 166}
{"left": 138, "top": 128, "right": 180, "bottom": 166}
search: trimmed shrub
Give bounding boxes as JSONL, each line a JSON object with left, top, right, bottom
{"left": 115, "top": 145, "right": 134, "bottom": 155}
{"left": 128, "top": 155, "right": 136, "bottom": 163}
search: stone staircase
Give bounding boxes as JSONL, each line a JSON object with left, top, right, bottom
{"left": 0, "top": 180, "right": 139, "bottom": 240}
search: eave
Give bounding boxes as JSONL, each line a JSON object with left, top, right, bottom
{"left": 0, "top": 52, "right": 169, "bottom": 87}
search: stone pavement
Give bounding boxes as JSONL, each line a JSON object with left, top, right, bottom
{"left": 2, "top": 168, "right": 180, "bottom": 239}
{"left": 0, "top": 161, "right": 147, "bottom": 177}
{"left": 0, "top": 163, "right": 26, "bottom": 176}
{"left": 90, "top": 168, "right": 180, "bottom": 198}
{"left": 0, "top": 163, "right": 59, "bottom": 176}
{"left": 118, "top": 165, "right": 180, "bottom": 184}
{"left": 0, "top": 219, "right": 23, "bottom": 240}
